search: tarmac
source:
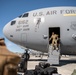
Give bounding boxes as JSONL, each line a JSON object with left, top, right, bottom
{"left": 27, "top": 55, "right": 76, "bottom": 75}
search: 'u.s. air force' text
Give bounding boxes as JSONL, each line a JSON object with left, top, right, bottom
{"left": 33, "top": 9, "right": 76, "bottom": 17}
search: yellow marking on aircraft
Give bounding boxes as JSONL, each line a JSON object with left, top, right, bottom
{"left": 63, "top": 14, "right": 76, "bottom": 16}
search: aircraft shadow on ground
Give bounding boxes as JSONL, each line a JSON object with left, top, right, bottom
{"left": 58, "top": 59, "right": 76, "bottom": 66}
{"left": 29, "top": 58, "right": 76, "bottom": 67}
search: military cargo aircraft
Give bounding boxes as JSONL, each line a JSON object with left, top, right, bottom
{"left": 3, "top": 7, "right": 76, "bottom": 64}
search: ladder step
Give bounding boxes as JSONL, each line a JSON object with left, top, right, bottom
{"left": 47, "top": 55, "right": 59, "bottom": 65}
{"left": 47, "top": 46, "right": 60, "bottom": 65}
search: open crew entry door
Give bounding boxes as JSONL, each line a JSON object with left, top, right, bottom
{"left": 47, "top": 27, "right": 60, "bottom": 65}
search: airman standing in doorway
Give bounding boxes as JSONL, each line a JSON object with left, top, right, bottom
{"left": 49, "top": 32, "right": 59, "bottom": 50}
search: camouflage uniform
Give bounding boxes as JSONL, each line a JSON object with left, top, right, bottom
{"left": 0, "top": 38, "right": 21, "bottom": 75}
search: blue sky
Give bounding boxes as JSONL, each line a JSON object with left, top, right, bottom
{"left": 0, "top": 0, "right": 76, "bottom": 53}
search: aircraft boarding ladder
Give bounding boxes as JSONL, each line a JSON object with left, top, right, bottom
{"left": 47, "top": 45, "right": 60, "bottom": 65}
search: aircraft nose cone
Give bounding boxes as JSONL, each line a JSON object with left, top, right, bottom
{"left": 3, "top": 24, "right": 8, "bottom": 38}
{"left": 3, "top": 23, "right": 11, "bottom": 40}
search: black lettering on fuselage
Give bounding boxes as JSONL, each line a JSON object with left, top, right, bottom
{"left": 33, "top": 9, "right": 76, "bottom": 17}
{"left": 33, "top": 12, "right": 44, "bottom": 17}
{"left": 39, "top": 12, "right": 44, "bottom": 16}
{"left": 60, "top": 10, "right": 76, "bottom": 14}
{"left": 65, "top": 10, "right": 76, "bottom": 14}
{"left": 46, "top": 10, "right": 57, "bottom": 15}
{"left": 60, "top": 10, "right": 64, "bottom": 14}
{"left": 33, "top": 13, "right": 38, "bottom": 17}
{"left": 18, "top": 20, "right": 28, "bottom": 24}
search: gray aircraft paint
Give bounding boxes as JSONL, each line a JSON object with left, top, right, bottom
{"left": 3, "top": 7, "right": 76, "bottom": 55}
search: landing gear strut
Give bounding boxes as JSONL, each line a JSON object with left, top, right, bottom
{"left": 18, "top": 49, "right": 30, "bottom": 72}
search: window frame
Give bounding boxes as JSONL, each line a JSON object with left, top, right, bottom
{"left": 11, "top": 20, "right": 16, "bottom": 25}
{"left": 22, "top": 13, "right": 29, "bottom": 17}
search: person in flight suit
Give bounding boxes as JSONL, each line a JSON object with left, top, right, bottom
{"left": 0, "top": 38, "right": 21, "bottom": 75}
{"left": 49, "top": 32, "right": 59, "bottom": 50}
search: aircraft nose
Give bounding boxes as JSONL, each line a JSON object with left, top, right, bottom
{"left": 3, "top": 22, "right": 12, "bottom": 40}
{"left": 3, "top": 24, "right": 9, "bottom": 38}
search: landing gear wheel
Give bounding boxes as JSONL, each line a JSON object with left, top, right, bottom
{"left": 18, "top": 50, "right": 30, "bottom": 72}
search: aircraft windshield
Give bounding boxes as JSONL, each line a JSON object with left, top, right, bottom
{"left": 18, "top": 13, "right": 29, "bottom": 18}
{"left": 18, "top": 15, "right": 22, "bottom": 18}
{"left": 22, "top": 13, "right": 29, "bottom": 17}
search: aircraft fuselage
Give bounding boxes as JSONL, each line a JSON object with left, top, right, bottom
{"left": 3, "top": 7, "right": 76, "bottom": 55}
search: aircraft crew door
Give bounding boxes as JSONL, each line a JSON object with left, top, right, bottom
{"left": 48, "top": 27, "right": 60, "bottom": 65}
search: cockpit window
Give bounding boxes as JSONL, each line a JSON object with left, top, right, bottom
{"left": 18, "top": 13, "right": 29, "bottom": 18}
{"left": 22, "top": 13, "right": 29, "bottom": 17}
{"left": 19, "top": 15, "right": 22, "bottom": 18}
{"left": 11, "top": 20, "right": 16, "bottom": 25}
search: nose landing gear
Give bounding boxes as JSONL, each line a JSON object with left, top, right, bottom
{"left": 18, "top": 49, "right": 30, "bottom": 72}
